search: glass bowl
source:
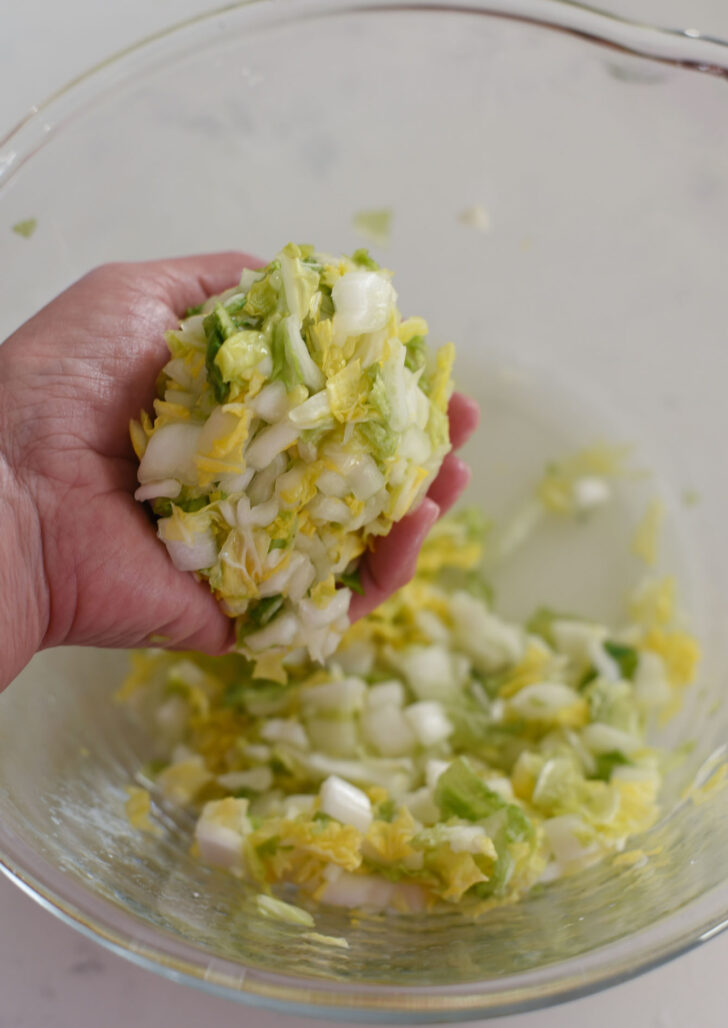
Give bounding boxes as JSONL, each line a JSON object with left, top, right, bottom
{"left": 1, "top": 0, "right": 728, "bottom": 1021}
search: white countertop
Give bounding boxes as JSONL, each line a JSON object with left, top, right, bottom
{"left": 2, "top": 2, "right": 728, "bottom": 1026}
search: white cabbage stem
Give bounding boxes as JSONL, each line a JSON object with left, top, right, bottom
{"left": 246, "top": 421, "right": 300, "bottom": 470}
{"left": 137, "top": 423, "right": 202, "bottom": 485}
{"left": 331, "top": 270, "right": 396, "bottom": 337}
{"left": 134, "top": 478, "right": 182, "bottom": 502}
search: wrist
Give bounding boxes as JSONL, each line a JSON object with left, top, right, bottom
{"left": 0, "top": 452, "right": 48, "bottom": 690}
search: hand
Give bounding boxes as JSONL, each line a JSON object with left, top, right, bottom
{"left": 0, "top": 254, "right": 478, "bottom": 689}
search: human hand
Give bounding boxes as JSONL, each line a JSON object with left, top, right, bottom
{"left": 0, "top": 254, "right": 478, "bottom": 689}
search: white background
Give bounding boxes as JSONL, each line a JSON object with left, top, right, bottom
{"left": 2, "top": 2, "right": 728, "bottom": 1027}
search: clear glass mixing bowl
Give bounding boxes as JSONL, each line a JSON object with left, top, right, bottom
{"left": 1, "top": 1, "right": 728, "bottom": 1021}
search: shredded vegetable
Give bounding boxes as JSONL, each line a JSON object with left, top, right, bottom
{"left": 352, "top": 209, "right": 393, "bottom": 247}
{"left": 121, "top": 499, "right": 699, "bottom": 916}
{"left": 11, "top": 217, "right": 38, "bottom": 239}
{"left": 132, "top": 244, "right": 454, "bottom": 675}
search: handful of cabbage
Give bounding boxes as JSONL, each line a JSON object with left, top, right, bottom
{"left": 131, "top": 245, "right": 454, "bottom": 674}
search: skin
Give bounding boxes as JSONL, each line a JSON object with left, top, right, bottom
{"left": 0, "top": 253, "right": 479, "bottom": 692}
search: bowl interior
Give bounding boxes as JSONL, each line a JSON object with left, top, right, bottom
{"left": 1, "top": 1, "right": 728, "bottom": 1020}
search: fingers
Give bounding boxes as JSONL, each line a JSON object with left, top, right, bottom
{"left": 137, "top": 251, "right": 266, "bottom": 318}
{"left": 348, "top": 498, "right": 440, "bottom": 621}
{"left": 448, "top": 392, "right": 480, "bottom": 450}
{"left": 427, "top": 453, "right": 472, "bottom": 515}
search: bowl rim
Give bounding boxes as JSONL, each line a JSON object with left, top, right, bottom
{"left": 2, "top": 0, "right": 728, "bottom": 1020}
{"left": 3, "top": 817, "right": 728, "bottom": 1022}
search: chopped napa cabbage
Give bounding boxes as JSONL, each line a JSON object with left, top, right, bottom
{"left": 12, "top": 217, "right": 38, "bottom": 239}
{"left": 537, "top": 443, "right": 630, "bottom": 516}
{"left": 632, "top": 499, "right": 664, "bottom": 566}
{"left": 132, "top": 243, "right": 454, "bottom": 673}
{"left": 124, "top": 787, "right": 160, "bottom": 836}
{"left": 457, "top": 204, "right": 491, "bottom": 232}
{"left": 214, "top": 330, "right": 270, "bottom": 386}
{"left": 121, "top": 501, "right": 699, "bottom": 917}
{"left": 303, "top": 931, "right": 350, "bottom": 949}
{"left": 352, "top": 208, "right": 393, "bottom": 247}
{"left": 435, "top": 759, "right": 534, "bottom": 843}
{"left": 256, "top": 894, "right": 315, "bottom": 927}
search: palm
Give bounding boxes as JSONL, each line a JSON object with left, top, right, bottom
{"left": 0, "top": 254, "right": 477, "bottom": 656}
